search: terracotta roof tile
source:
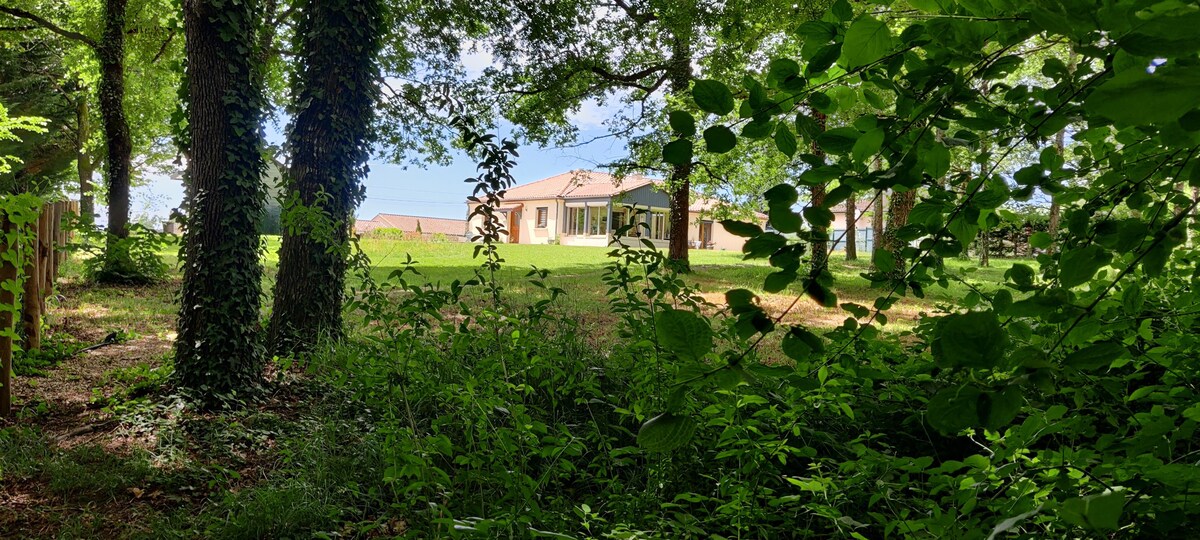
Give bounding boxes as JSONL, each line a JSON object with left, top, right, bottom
{"left": 498, "top": 169, "right": 659, "bottom": 201}
{"left": 357, "top": 214, "right": 467, "bottom": 236}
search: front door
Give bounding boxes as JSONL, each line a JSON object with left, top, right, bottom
{"left": 508, "top": 210, "right": 521, "bottom": 243}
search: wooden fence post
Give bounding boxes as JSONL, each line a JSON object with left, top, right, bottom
{"left": 20, "top": 212, "right": 40, "bottom": 352}
{"left": 1, "top": 216, "right": 16, "bottom": 418}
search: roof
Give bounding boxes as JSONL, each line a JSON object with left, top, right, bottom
{"left": 827, "top": 198, "right": 878, "bottom": 214}
{"left": 690, "top": 197, "right": 768, "bottom": 220}
{"left": 496, "top": 169, "right": 659, "bottom": 201}
{"left": 356, "top": 214, "right": 466, "bottom": 236}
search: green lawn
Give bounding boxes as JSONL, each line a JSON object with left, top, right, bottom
{"left": 141, "top": 236, "right": 1019, "bottom": 333}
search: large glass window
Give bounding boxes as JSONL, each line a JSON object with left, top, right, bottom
{"left": 650, "top": 210, "right": 670, "bottom": 240}
{"left": 566, "top": 207, "right": 585, "bottom": 235}
{"left": 588, "top": 206, "right": 607, "bottom": 235}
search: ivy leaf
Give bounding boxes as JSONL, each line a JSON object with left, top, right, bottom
{"left": 637, "top": 413, "right": 697, "bottom": 452}
{"left": 931, "top": 311, "right": 1009, "bottom": 369}
{"left": 841, "top": 15, "right": 893, "bottom": 69}
{"left": 668, "top": 111, "right": 696, "bottom": 136}
{"left": 655, "top": 309, "right": 713, "bottom": 362}
{"left": 1085, "top": 69, "right": 1200, "bottom": 127}
{"left": 693, "top": 79, "right": 735, "bottom": 116}
{"left": 662, "top": 139, "right": 693, "bottom": 166}
{"left": 704, "top": 126, "right": 737, "bottom": 153}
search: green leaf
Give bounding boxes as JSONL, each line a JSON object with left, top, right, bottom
{"left": 924, "top": 142, "right": 951, "bottom": 178}
{"left": 693, "top": 79, "right": 735, "bottom": 116}
{"left": 655, "top": 309, "right": 713, "bottom": 362}
{"left": 637, "top": 413, "right": 697, "bottom": 452}
{"left": 931, "top": 311, "right": 1009, "bottom": 369}
{"left": 1085, "top": 69, "right": 1200, "bottom": 127}
{"left": 1029, "top": 232, "right": 1052, "bottom": 249}
{"left": 806, "top": 44, "right": 842, "bottom": 75}
{"left": 852, "top": 128, "right": 884, "bottom": 163}
{"left": 1118, "top": 11, "right": 1200, "bottom": 56}
{"left": 816, "top": 127, "right": 860, "bottom": 154}
{"left": 782, "top": 327, "right": 824, "bottom": 361}
{"left": 721, "top": 219, "right": 762, "bottom": 238}
{"left": 1064, "top": 342, "right": 1126, "bottom": 370}
{"left": 979, "top": 386, "right": 1022, "bottom": 430}
{"left": 1058, "top": 245, "right": 1111, "bottom": 288}
{"left": 1182, "top": 403, "right": 1200, "bottom": 422}
{"left": 841, "top": 15, "right": 893, "bottom": 69}
{"left": 774, "top": 125, "right": 798, "bottom": 157}
{"left": 1059, "top": 489, "right": 1125, "bottom": 531}
{"left": 872, "top": 248, "right": 896, "bottom": 273}
{"left": 766, "top": 58, "right": 805, "bottom": 90}
{"left": 704, "top": 126, "right": 737, "bottom": 153}
{"left": 668, "top": 111, "right": 696, "bottom": 136}
{"left": 662, "top": 139, "right": 693, "bottom": 166}
{"left": 928, "top": 386, "right": 982, "bottom": 434}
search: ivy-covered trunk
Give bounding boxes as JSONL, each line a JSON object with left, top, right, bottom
{"left": 268, "top": 0, "right": 383, "bottom": 355}
{"left": 176, "top": 0, "right": 267, "bottom": 404}
{"left": 75, "top": 96, "right": 95, "bottom": 225}
{"left": 665, "top": 39, "right": 692, "bottom": 270}
{"left": 98, "top": 0, "right": 131, "bottom": 239}
{"left": 882, "top": 189, "right": 915, "bottom": 280}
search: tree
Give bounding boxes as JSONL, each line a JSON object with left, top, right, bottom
{"left": 174, "top": 0, "right": 267, "bottom": 403}
{"left": 267, "top": 0, "right": 384, "bottom": 355}
{"left": 476, "top": 0, "right": 828, "bottom": 269}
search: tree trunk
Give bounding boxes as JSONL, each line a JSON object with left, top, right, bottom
{"left": 268, "top": 0, "right": 383, "bottom": 355}
{"left": 1, "top": 217, "right": 15, "bottom": 418}
{"left": 76, "top": 97, "right": 95, "bottom": 225}
{"left": 809, "top": 110, "right": 829, "bottom": 272}
{"left": 175, "top": 0, "right": 267, "bottom": 403}
{"left": 98, "top": 0, "right": 132, "bottom": 239}
{"left": 872, "top": 189, "right": 885, "bottom": 250}
{"left": 1047, "top": 128, "right": 1064, "bottom": 254}
{"left": 665, "top": 39, "right": 692, "bottom": 269}
{"left": 844, "top": 193, "right": 857, "bottom": 261}
{"left": 882, "top": 189, "right": 915, "bottom": 280}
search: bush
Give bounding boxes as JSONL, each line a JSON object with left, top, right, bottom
{"left": 70, "top": 219, "right": 173, "bottom": 285}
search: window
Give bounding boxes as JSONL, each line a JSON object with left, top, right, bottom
{"left": 535, "top": 207, "right": 548, "bottom": 228}
{"left": 650, "top": 210, "right": 670, "bottom": 240}
{"left": 588, "top": 207, "right": 607, "bottom": 235}
{"left": 566, "top": 207, "right": 585, "bottom": 235}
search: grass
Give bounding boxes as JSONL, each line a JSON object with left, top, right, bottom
{"left": 142, "top": 236, "right": 1021, "bottom": 332}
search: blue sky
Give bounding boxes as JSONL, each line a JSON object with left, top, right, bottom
{"left": 126, "top": 122, "right": 633, "bottom": 224}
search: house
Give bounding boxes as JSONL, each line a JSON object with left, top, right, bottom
{"left": 465, "top": 170, "right": 768, "bottom": 251}
{"left": 355, "top": 213, "right": 468, "bottom": 241}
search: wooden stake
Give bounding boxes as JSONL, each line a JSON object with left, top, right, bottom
{"left": 1, "top": 217, "right": 16, "bottom": 417}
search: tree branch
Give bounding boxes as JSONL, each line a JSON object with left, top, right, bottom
{"left": 0, "top": 7, "right": 97, "bottom": 49}
{"left": 589, "top": 63, "right": 671, "bottom": 92}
